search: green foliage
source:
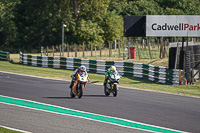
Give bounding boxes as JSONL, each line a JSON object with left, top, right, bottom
{"left": 129, "top": 0, "right": 164, "bottom": 15}
{"left": 156, "top": 0, "right": 200, "bottom": 15}
{"left": 13, "top": 0, "right": 64, "bottom": 52}
{"left": 1, "top": 0, "right": 200, "bottom": 53}
{"left": 103, "top": 11, "right": 123, "bottom": 42}
{"left": 0, "top": 0, "right": 18, "bottom": 52}
{"left": 75, "top": 19, "right": 104, "bottom": 45}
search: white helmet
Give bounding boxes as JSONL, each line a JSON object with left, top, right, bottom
{"left": 79, "top": 65, "right": 86, "bottom": 71}
{"left": 110, "top": 66, "right": 116, "bottom": 73}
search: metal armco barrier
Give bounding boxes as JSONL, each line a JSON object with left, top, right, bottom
{"left": 0, "top": 51, "right": 10, "bottom": 61}
{"left": 20, "top": 52, "right": 182, "bottom": 85}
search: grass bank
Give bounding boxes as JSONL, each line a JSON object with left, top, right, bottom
{"left": 0, "top": 61, "right": 200, "bottom": 97}
{"left": 0, "top": 127, "right": 22, "bottom": 133}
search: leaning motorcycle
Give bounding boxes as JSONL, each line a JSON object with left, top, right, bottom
{"left": 70, "top": 71, "right": 88, "bottom": 98}
{"left": 104, "top": 72, "right": 121, "bottom": 97}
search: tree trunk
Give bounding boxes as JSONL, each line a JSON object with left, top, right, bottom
{"left": 73, "top": 0, "right": 79, "bottom": 21}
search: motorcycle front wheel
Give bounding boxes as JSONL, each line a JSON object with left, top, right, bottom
{"left": 104, "top": 83, "right": 110, "bottom": 96}
{"left": 77, "top": 83, "right": 83, "bottom": 98}
{"left": 113, "top": 84, "right": 117, "bottom": 97}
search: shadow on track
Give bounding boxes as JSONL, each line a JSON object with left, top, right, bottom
{"left": 43, "top": 97, "right": 78, "bottom": 99}
{"left": 83, "top": 95, "right": 107, "bottom": 97}
{"left": 43, "top": 95, "right": 107, "bottom": 99}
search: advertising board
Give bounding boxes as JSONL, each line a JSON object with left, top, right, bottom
{"left": 146, "top": 15, "right": 200, "bottom": 37}
{"left": 123, "top": 16, "right": 146, "bottom": 37}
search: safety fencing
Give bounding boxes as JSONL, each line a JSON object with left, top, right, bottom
{"left": 20, "top": 52, "right": 182, "bottom": 85}
{"left": 0, "top": 51, "right": 10, "bottom": 61}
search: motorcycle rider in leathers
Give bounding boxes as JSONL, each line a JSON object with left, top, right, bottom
{"left": 69, "top": 65, "right": 90, "bottom": 89}
{"left": 103, "top": 66, "right": 118, "bottom": 86}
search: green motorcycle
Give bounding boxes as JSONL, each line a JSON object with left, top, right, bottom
{"left": 104, "top": 72, "right": 121, "bottom": 97}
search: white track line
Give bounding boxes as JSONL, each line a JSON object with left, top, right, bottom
{"left": 0, "top": 125, "right": 31, "bottom": 133}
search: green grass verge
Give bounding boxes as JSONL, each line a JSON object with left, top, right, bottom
{"left": 0, "top": 61, "right": 200, "bottom": 97}
{"left": 0, "top": 127, "right": 21, "bottom": 133}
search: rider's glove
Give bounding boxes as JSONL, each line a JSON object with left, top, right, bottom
{"left": 71, "top": 75, "right": 76, "bottom": 80}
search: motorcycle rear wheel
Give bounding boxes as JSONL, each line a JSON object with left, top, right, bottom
{"left": 104, "top": 83, "right": 110, "bottom": 96}
{"left": 70, "top": 88, "right": 75, "bottom": 98}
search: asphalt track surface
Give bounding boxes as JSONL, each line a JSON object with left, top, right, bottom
{"left": 0, "top": 72, "right": 200, "bottom": 133}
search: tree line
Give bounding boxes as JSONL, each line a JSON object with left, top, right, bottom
{"left": 0, "top": 0, "right": 200, "bottom": 53}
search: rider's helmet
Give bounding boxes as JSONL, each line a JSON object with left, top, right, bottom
{"left": 110, "top": 66, "right": 116, "bottom": 74}
{"left": 79, "top": 65, "right": 86, "bottom": 72}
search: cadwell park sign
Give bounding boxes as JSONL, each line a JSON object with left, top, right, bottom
{"left": 124, "top": 15, "right": 200, "bottom": 37}
{"left": 146, "top": 15, "right": 200, "bottom": 37}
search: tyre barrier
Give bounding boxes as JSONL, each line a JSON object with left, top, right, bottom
{"left": 0, "top": 51, "right": 10, "bottom": 61}
{"left": 20, "top": 52, "right": 182, "bottom": 85}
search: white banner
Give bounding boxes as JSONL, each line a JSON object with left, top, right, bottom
{"left": 146, "top": 15, "right": 200, "bottom": 37}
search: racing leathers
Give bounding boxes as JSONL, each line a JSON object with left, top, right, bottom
{"left": 103, "top": 66, "right": 118, "bottom": 86}
{"left": 69, "top": 66, "right": 89, "bottom": 89}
